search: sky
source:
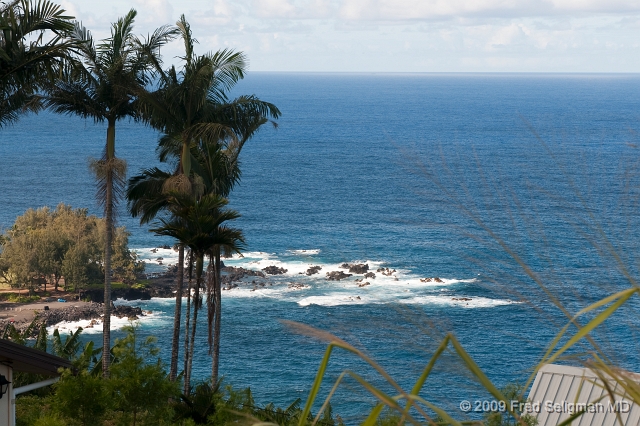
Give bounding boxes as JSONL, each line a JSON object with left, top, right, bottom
{"left": 59, "top": 0, "right": 640, "bottom": 72}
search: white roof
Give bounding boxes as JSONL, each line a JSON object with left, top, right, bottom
{"left": 527, "top": 364, "right": 640, "bottom": 426}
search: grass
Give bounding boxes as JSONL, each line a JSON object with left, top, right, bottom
{"left": 0, "top": 293, "right": 41, "bottom": 303}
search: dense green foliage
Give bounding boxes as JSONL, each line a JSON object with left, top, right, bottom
{"left": 0, "top": 204, "right": 144, "bottom": 292}
{"left": 0, "top": 0, "right": 76, "bottom": 126}
{"left": 12, "top": 326, "right": 344, "bottom": 426}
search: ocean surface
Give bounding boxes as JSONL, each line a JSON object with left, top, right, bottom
{"left": 2, "top": 73, "right": 640, "bottom": 422}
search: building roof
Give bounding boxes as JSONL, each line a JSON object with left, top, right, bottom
{"left": 528, "top": 363, "right": 640, "bottom": 426}
{"left": 0, "top": 339, "right": 72, "bottom": 376}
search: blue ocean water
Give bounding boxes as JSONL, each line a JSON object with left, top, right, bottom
{"left": 2, "top": 73, "right": 640, "bottom": 422}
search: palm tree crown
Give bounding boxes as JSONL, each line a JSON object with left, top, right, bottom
{"left": 0, "top": 0, "right": 76, "bottom": 127}
{"left": 44, "top": 9, "right": 176, "bottom": 377}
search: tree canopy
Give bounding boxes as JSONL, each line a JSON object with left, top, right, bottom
{"left": 0, "top": 0, "right": 76, "bottom": 126}
{"left": 0, "top": 203, "right": 144, "bottom": 292}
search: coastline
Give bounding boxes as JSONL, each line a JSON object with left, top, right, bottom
{"left": 0, "top": 268, "right": 180, "bottom": 335}
{"left": 0, "top": 300, "right": 147, "bottom": 335}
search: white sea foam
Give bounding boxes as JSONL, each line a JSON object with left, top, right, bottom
{"left": 48, "top": 315, "right": 143, "bottom": 335}
{"left": 132, "top": 248, "right": 490, "bottom": 309}
{"left": 295, "top": 292, "right": 516, "bottom": 308}
{"left": 134, "top": 247, "right": 182, "bottom": 269}
{"left": 114, "top": 297, "right": 176, "bottom": 306}
{"left": 221, "top": 287, "right": 282, "bottom": 298}
{"left": 46, "top": 303, "right": 168, "bottom": 335}
{"left": 229, "top": 251, "right": 274, "bottom": 260}
{"left": 392, "top": 277, "right": 478, "bottom": 287}
{"left": 286, "top": 249, "right": 321, "bottom": 255}
{"left": 298, "top": 294, "right": 370, "bottom": 306}
{"left": 399, "top": 295, "right": 518, "bottom": 308}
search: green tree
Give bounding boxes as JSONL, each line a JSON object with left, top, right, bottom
{"left": 53, "top": 368, "right": 108, "bottom": 426}
{"left": 128, "top": 15, "right": 279, "bottom": 384}
{"left": 0, "top": 0, "right": 76, "bottom": 126}
{"left": 107, "top": 326, "right": 180, "bottom": 426}
{"left": 0, "top": 204, "right": 143, "bottom": 293}
{"left": 44, "top": 10, "right": 175, "bottom": 376}
{"left": 152, "top": 193, "right": 244, "bottom": 394}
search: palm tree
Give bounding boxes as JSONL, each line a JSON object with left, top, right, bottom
{"left": 0, "top": 0, "right": 76, "bottom": 127}
{"left": 44, "top": 10, "right": 176, "bottom": 376}
{"left": 141, "top": 14, "right": 280, "bottom": 193}
{"left": 128, "top": 15, "right": 279, "bottom": 383}
{"left": 151, "top": 193, "right": 244, "bottom": 393}
{"left": 127, "top": 136, "right": 256, "bottom": 383}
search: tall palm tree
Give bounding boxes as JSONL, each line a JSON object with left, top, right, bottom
{"left": 128, "top": 14, "right": 279, "bottom": 384}
{"left": 151, "top": 193, "right": 244, "bottom": 393}
{"left": 44, "top": 10, "right": 176, "bottom": 376}
{"left": 0, "top": 0, "right": 76, "bottom": 127}
{"left": 127, "top": 135, "right": 255, "bottom": 383}
{"left": 142, "top": 15, "right": 280, "bottom": 192}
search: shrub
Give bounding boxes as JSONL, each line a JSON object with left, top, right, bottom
{"left": 106, "top": 326, "right": 180, "bottom": 426}
{"left": 53, "top": 369, "right": 107, "bottom": 426}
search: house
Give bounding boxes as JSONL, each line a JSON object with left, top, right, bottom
{"left": 527, "top": 363, "right": 640, "bottom": 425}
{"left": 0, "top": 338, "right": 72, "bottom": 426}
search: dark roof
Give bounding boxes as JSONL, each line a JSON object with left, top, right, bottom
{"left": 0, "top": 339, "right": 72, "bottom": 376}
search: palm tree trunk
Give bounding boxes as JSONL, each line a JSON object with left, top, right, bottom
{"left": 183, "top": 251, "right": 193, "bottom": 395}
{"left": 102, "top": 119, "right": 116, "bottom": 377}
{"left": 212, "top": 248, "right": 222, "bottom": 384}
{"left": 206, "top": 254, "right": 214, "bottom": 354}
{"left": 102, "top": 171, "right": 113, "bottom": 377}
{"left": 187, "top": 254, "right": 203, "bottom": 391}
{"left": 169, "top": 244, "right": 184, "bottom": 381}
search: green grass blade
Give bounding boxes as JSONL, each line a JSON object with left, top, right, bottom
{"left": 545, "top": 289, "right": 635, "bottom": 365}
{"left": 361, "top": 403, "right": 385, "bottom": 426}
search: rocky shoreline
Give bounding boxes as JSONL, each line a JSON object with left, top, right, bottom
{"left": 0, "top": 262, "right": 456, "bottom": 336}
{"left": 0, "top": 304, "right": 145, "bottom": 335}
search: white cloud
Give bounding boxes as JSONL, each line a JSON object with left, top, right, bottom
{"left": 53, "top": 0, "right": 640, "bottom": 72}
{"left": 236, "top": 0, "right": 640, "bottom": 21}
{"left": 133, "top": 0, "right": 174, "bottom": 24}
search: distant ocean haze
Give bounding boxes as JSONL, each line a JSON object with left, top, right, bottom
{"left": 2, "top": 73, "right": 640, "bottom": 420}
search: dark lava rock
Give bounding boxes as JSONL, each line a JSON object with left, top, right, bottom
{"left": 358, "top": 282, "right": 370, "bottom": 287}
{"left": 306, "top": 265, "right": 322, "bottom": 276}
{"left": 364, "top": 272, "right": 375, "bottom": 279}
{"left": 262, "top": 266, "right": 288, "bottom": 275}
{"left": 340, "top": 263, "right": 370, "bottom": 274}
{"left": 326, "top": 271, "right": 352, "bottom": 281}
{"left": 377, "top": 267, "right": 396, "bottom": 276}
{"left": 221, "top": 266, "right": 266, "bottom": 284}
{"left": 348, "top": 264, "right": 369, "bottom": 274}
{"left": 36, "top": 304, "right": 102, "bottom": 326}
{"left": 113, "top": 305, "right": 143, "bottom": 319}
{"left": 2, "top": 303, "right": 147, "bottom": 337}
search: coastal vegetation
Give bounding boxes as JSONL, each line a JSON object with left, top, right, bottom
{"left": 2, "top": 1, "right": 639, "bottom": 426}
{"left": 43, "top": 8, "right": 176, "bottom": 376}
{"left": 126, "top": 14, "right": 279, "bottom": 387}
{"left": 0, "top": 0, "right": 76, "bottom": 127}
{"left": 12, "top": 325, "right": 343, "bottom": 426}
{"left": 0, "top": 204, "right": 144, "bottom": 293}
{"left": 1, "top": 0, "right": 278, "bottom": 380}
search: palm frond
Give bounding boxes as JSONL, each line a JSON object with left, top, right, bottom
{"left": 126, "top": 167, "right": 173, "bottom": 224}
